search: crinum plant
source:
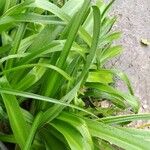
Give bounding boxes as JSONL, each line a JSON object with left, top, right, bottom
{"left": 0, "top": 0, "right": 150, "bottom": 150}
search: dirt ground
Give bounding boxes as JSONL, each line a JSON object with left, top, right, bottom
{"left": 109, "top": 0, "right": 150, "bottom": 114}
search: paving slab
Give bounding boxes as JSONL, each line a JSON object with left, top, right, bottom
{"left": 110, "top": 0, "right": 150, "bottom": 113}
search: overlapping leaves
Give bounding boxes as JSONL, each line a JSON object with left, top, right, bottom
{"left": 0, "top": 0, "right": 149, "bottom": 150}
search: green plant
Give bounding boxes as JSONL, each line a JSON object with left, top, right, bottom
{"left": 0, "top": 0, "right": 150, "bottom": 149}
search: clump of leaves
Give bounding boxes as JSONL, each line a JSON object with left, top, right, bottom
{"left": 0, "top": 0, "right": 150, "bottom": 150}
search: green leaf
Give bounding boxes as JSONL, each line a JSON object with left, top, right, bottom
{"left": 119, "top": 127, "right": 150, "bottom": 140}
{"left": 61, "top": 0, "right": 84, "bottom": 17}
{"left": 41, "top": 0, "right": 91, "bottom": 98}
{"left": 50, "top": 119, "right": 86, "bottom": 150}
{"left": 87, "top": 70, "right": 113, "bottom": 84}
{"left": 40, "top": 5, "right": 101, "bottom": 124}
{"left": 100, "top": 45, "right": 123, "bottom": 65}
{"left": 28, "top": 0, "right": 92, "bottom": 46}
{"left": 0, "top": 13, "right": 65, "bottom": 27}
{"left": 111, "top": 69, "right": 134, "bottom": 95}
{"left": 3, "top": 0, "right": 35, "bottom": 16}
{"left": 0, "top": 86, "right": 97, "bottom": 118}
{"left": 0, "top": 134, "right": 16, "bottom": 143}
{"left": 0, "top": 77, "right": 28, "bottom": 149}
{"left": 5, "top": 23, "right": 26, "bottom": 69}
{"left": 0, "top": 53, "right": 28, "bottom": 64}
{"left": 99, "top": 113, "right": 150, "bottom": 124}
{"left": 101, "top": 0, "right": 115, "bottom": 18}
{"left": 86, "top": 82, "right": 139, "bottom": 113}
{"left": 86, "top": 119, "right": 150, "bottom": 150}
{"left": 0, "top": 44, "right": 11, "bottom": 55}
{"left": 57, "top": 112, "right": 94, "bottom": 150}
{"left": 99, "top": 32, "right": 121, "bottom": 47}
{"left": 23, "top": 112, "right": 43, "bottom": 150}
{"left": 39, "top": 127, "right": 67, "bottom": 150}
{"left": 1, "top": 63, "right": 72, "bottom": 81}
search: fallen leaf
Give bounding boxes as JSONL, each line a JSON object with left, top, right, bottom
{"left": 141, "top": 39, "right": 150, "bottom": 46}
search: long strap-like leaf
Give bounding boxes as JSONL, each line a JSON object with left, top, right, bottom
{"left": 41, "top": 5, "right": 101, "bottom": 124}
{"left": 0, "top": 77, "right": 28, "bottom": 149}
